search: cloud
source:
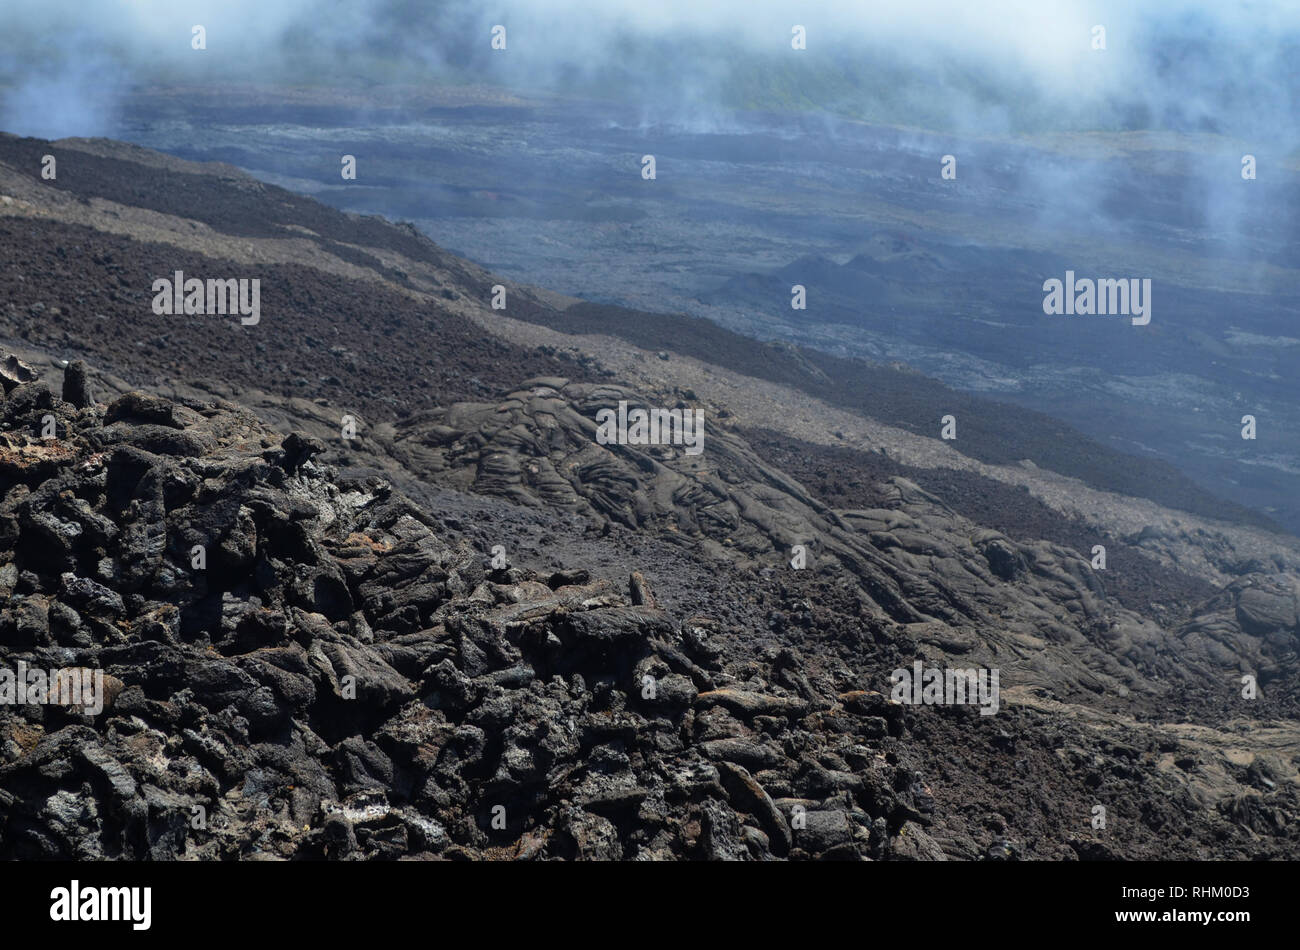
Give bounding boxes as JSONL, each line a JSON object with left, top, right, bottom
{"left": 0, "top": 0, "right": 1297, "bottom": 142}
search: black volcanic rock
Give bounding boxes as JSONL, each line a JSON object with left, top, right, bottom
{"left": 0, "top": 351, "right": 37, "bottom": 394}
{"left": 61, "top": 360, "right": 94, "bottom": 409}
{"left": 1236, "top": 583, "right": 1299, "bottom": 637}
{"left": 0, "top": 391, "right": 936, "bottom": 861}
{"left": 1, "top": 133, "right": 1298, "bottom": 863}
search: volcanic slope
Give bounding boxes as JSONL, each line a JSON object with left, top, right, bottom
{"left": 0, "top": 133, "right": 1298, "bottom": 860}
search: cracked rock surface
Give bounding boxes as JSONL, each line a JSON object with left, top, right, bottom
{"left": 0, "top": 383, "right": 938, "bottom": 860}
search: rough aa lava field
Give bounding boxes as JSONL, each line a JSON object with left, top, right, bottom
{"left": 0, "top": 134, "right": 1298, "bottom": 861}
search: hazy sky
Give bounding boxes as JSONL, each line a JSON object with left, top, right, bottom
{"left": 1, "top": 1, "right": 1296, "bottom": 141}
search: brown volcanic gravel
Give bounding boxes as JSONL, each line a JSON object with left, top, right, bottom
{"left": 0, "top": 217, "right": 592, "bottom": 421}
{"left": 1, "top": 132, "right": 1298, "bottom": 863}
